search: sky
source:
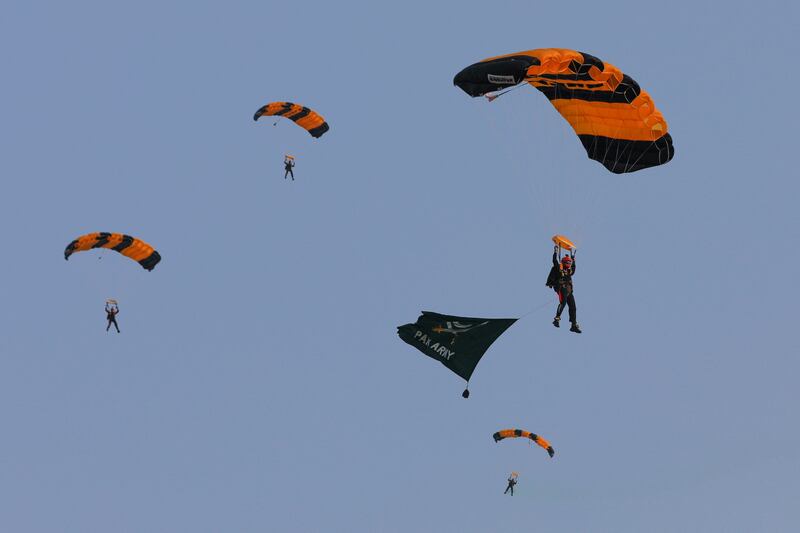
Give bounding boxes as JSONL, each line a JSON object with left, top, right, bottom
{"left": 1, "top": 0, "right": 799, "bottom": 531}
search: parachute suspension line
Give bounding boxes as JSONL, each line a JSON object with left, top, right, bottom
{"left": 625, "top": 138, "right": 660, "bottom": 174}
{"left": 519, "top": 298, "right": 557, "bottom": 320}
{"left": 485, "top": 83, "right": 527, "bottom": 102}
{"left": 522, "top": 75, "right": 567, "bottom": 235}
{"left": 487, "top": 82, "right": 551, "bottom": 233}
{"left": 484, "top": 96, "right": 527, "bottom": 223}
{"left": 557, "top": 56, "right": 606, "bottom": 239}
{"left": 579, "top": 57, "right": 626, "bottom": 233}
{"left": 487, "top": 84, "right": 549, "bottom": 226}
{"left": 559, "top": 62, "right": 586, "bottom": 238}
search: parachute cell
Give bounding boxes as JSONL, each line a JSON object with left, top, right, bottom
{"left": 64, "top": 232, "right": 161, "bottom": 271}
{"left": 454, "top": 49, "right": 674, "bottom": 173}
{"left": 253, "top": 102, "right": 329, "bottom": 138}
{"left": 493, "top": 429, "right": 555, "bottom": 458}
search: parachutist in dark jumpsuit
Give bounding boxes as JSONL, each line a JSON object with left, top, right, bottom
{"left": 547, "top": 246, "right": 581, "bottom": 333}
{"left": 504, "top": 476, "right": 517, "bottom": 495}
{"left": 106, "top": 304, "right": 120, "bottom": 333}
{"left": 284, "top": 157, "right": 295, "bottom": 180}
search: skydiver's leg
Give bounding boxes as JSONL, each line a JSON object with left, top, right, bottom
{"left": 555, "top": 288, "right": 567, "bottom": 318}
{"left": 106, "top": 320, "right": 111, "bottom": 332}
{"left": 553, "top": 288, "right": 564, "bottom": 327}
{"left": 289, "top": 168, "right": 294, "bottom": 180}
{"left": 113, "top": 319, "right": 120, "bottom": 333}
{"left": 567, "top": 293, "right": 577, "bottom": 324}
{"left": 285, "top": 169, "right": 289, "bottom": 179}
{"left": 566, "top": 293, "right": 581, "bottom": 333}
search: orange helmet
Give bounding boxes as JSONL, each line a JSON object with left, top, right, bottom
{"left": 561, "top": 256, "right": 572, "bottom": 267}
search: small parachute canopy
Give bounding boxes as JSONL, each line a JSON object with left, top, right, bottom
{"left": 493, "top": 429, "right": 555, "bottom": 458}
{"left": 398, "top": 311, "right": 517, "bottom": 396}
{"left": 454, "top": 49, "right": 674, "bottom": 173}
{"left": 64, "top": 232, "right": 161, "bottom": 271}
{"left": 254, "top": 102, "right": 329, "bottom": 138}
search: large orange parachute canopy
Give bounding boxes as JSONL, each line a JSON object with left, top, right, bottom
{"left": 493, "top": 429, "right": 555, "bottom": 458}
{"left": 253, "top": 102, "right": 329, "bottom": 138}
{"left": 454, "top": 49, "right": 674, "bottom": 173}
{"left": 64, "top": 232, "right": 161, "bottom": 271}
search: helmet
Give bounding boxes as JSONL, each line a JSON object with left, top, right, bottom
{"left": 561, "top": 256, "right": 573, "bottom": 266}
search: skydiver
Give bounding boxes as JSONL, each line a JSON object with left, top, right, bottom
{"left": 106, "top": 303, "right": 120, "bottom": 333}
{"left": 284, "top": 156, "right": 295, "bottom": 180}
{"left": 547, "top": 246, "right": 581, "bottom": 333}
{"left": 504, "top": 475, "right": 517, "bottom": 496}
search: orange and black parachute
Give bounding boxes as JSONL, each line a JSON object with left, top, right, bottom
{"left": 454, "top": 49, "right": 674, "bottom": 173}
{"left": 64, "top": 232, "right": 161, "bottom": 271}
{"left": 493, "top": 429, "right": 555, "bottom": 458}
{"left": 253, "top": 102, "right": 329, "bottom": 138}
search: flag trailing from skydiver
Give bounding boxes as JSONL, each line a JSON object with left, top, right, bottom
{"left": 397, "top": 311, "right": 517, "bottom": 397}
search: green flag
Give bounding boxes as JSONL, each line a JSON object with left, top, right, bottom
{"left": 397, "top": 311, "right": 517, "bottom": 396}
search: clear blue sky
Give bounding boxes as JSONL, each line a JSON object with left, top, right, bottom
{"left": 1, "top": 1, "right": 798, "bottom": 531}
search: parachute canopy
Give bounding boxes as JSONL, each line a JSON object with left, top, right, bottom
{"left": 64, "top": 232, "right": 161, "bottom": 271}
{"left": 397, "top": 311, "right": 517, "bottom": 395}
{"left": 253, "top": 102, "right": 329, "bottom": 138}
{"left": 493, "top": 429, "right": 555, "bottom": 458}
{"left": 454, "top": 49, "right": 674, "bottom": 173}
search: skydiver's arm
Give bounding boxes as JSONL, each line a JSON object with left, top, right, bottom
{"left": 552, "top": 249, "right": 559, "bottom": 267}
